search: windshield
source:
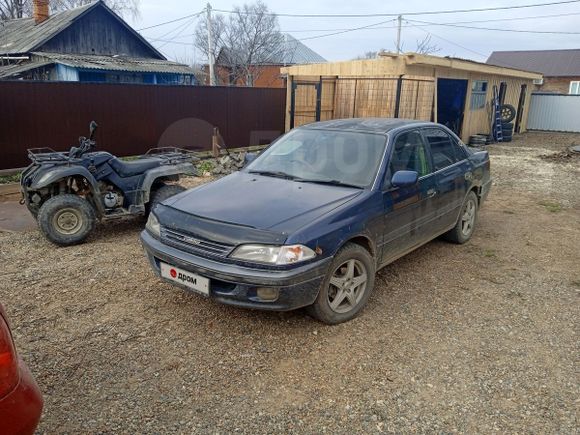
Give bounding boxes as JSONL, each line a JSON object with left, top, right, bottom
{"left": 246, "top": 129, "right": 387, "bottom": 188}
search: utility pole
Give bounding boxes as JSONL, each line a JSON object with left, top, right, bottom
{"left": 206, "top": 3, "right": 216, "bottom": 86}
{"left": 396, "top": 14, "right": 402, "bottom": 54}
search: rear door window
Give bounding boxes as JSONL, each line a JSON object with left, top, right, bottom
{"left": 422, "top": 128, "right": 465, "bottom": 171}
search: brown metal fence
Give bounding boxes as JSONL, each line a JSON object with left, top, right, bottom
{"left": 0, "top": 81, "right": 286, "bottom": 170}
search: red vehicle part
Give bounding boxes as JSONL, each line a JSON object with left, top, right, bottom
{"left": 0, "top": 305, "right": 43, "bottom": 435}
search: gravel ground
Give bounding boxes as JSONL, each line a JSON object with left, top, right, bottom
{"left": 0, "top": 132, "right": 578, "bottom": 433}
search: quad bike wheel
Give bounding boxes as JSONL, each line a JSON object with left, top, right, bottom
{"left": 37, "top": 194, "right": 96, "bottom": 246}
{"left": 147, "top": 184, "right": 186, "bottom": 215}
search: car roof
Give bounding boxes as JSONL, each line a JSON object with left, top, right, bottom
{"left": 300, "top": 118, "right": 433, "bottom": 134}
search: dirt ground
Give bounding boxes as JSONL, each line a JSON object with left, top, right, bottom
{"left": 0, "top": 131, "right": 578, "bottom": 433}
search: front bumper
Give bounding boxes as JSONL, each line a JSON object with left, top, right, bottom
{"left": 140, "top": 230, "right": 331, "bottom": 311}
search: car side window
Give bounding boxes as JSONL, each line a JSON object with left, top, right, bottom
{"left": 452, "top": 137, "right": 469, "bottom": 160}
{"left": 387, "top": 130, "right": 432, "bottom": 182}
{"left": 423, "top": 128, "right": 462, "bottom": 171}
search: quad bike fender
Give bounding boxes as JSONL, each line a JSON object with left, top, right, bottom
{"left": 141, "top": 163, "right": 196, "bottom": 203}
{"left": 30, "top": 166, "right": 100, "bottom": 193}
{"left": 26, "top": 166, "right": 105, "bottom": 218}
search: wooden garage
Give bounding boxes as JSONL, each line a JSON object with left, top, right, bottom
{"left": 281, "top": 53, "right": 543, "bottom": 142}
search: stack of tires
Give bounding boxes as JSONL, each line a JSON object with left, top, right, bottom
{"left": 500, "top": 104, "right": 516, "bottom": 143}
{"left": 469, "top": 134, "right": 490, "bottom": 146}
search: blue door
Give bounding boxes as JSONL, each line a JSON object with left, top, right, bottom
{"left": 380, "top": 129, "right": 438, "bottom": 264}
{"left": 437, "top": 78, "right": 468, "bottom": 136}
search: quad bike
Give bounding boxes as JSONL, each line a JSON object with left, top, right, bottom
{"left": 20, "top": 121, "right": 196, "bottom": 246}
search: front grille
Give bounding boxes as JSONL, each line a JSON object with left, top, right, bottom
{"left": 161, "top": 227, "right": 234, "bottom": 258}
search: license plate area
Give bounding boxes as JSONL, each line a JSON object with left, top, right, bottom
{"left": 160, "top": 262, "right": 210, "bottom": 295}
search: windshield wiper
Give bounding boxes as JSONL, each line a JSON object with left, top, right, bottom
{"left": 294, "top": 178, "right": 363, "bottom": 189}
{"left": 248, "top": 170, "right": 297, "bottom": 179}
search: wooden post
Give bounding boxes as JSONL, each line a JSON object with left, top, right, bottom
{"left": 394, "top": 75, "right": 403, "bottom": 118}
{"left": 212, "top": 127, "right": 227, "bottom": 157}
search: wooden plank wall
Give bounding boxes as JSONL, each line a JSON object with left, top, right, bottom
{"left": 398, "top": 80, "right": 435, "bottom": 120}
{"left": 289, "top": 77, "right": 434, "bottom": 129}
{"left": 293, "top": 83, "right": 318, "bottom": 127}
{"left": 285, "top": 58, "right": 536, "bottom": 140}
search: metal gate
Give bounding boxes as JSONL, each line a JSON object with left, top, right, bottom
{"left": 527, "top": 93, "right": 580, "bottom": 132}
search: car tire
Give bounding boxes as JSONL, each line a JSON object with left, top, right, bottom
{"left": 443, "top": 191, "right": 479, "bottom": 244}
{"left": 147, "top": 184, "right": 186, "bottom": 215}
{"left": 307, "top": 243, "right": 376, "bottom": 325}
{"left": 37, "top": 194, "right": 96, "bottom": 246}
{"left": 500, "top": 104, "right": 516, "bottom": 123}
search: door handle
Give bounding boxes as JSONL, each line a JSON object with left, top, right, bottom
{"left": 427, "top": 188, "right": 437, "bottom": 198}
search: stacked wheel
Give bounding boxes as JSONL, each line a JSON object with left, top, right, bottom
{"left": 499, "top": 104, "right": 516, "bottom": 143}
{"left": 469, "top": 134, "right": 490, "bottom": 146}
{"left": 501, "top": 121, "right": 514, "bottom": 142}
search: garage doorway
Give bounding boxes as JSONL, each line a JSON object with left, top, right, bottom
{"left": 437, "top": 78, "right": 468, "bottom": 136}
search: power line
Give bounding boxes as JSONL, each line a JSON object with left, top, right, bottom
{"left": 144, "top": 11, "right": 580, "bottom": 42}
{"left": 155, "top": 18, "right": 197, "bottom": 49}
{"left": 137, "top": 1, "right": 580, "bottom": 36}
{"left": 423, "top": 11, "right": 580, "bottom": 25}
{"left": 408, "top": 18, "right": 580, "bottom": 34}
{"left": 153, "top": 16, "right": 197, "bottom": 41}
{"left": 404, "top": 21, "right": 489, "bottom": 59}
{"left": 137, "top": 10, "right": 204, "bottom": 31}
{"left": 283, "top": 12, "right": 580, "bottom": 31}
{"left": 213, "top": 0, "right": 580, "bottom": 18}
{"left": 298, "top": 19, "right": 397, "bottom": 41}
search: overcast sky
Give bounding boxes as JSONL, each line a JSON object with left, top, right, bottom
{"left": 128, "top": 0, "right": 580, "bottom": 63}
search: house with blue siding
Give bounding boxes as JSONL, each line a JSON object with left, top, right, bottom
{"left": 0, "top": 0, "right": 196, "bottom": 85}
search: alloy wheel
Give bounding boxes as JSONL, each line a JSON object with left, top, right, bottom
{"left": 461, "top": 199, "right": 476, "bottom": 237}
{"left": 327, "top": 259, "right": 368, "bottom": 314}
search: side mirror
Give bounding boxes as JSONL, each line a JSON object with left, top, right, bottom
{"left": 391, "top": 170, "right": 419, "bottom": 188}
{"left": 244, "top": 152, "right": 258, "bottom": 166}
{"left": 89, "top": 121, "right": 98, "bottom": 140}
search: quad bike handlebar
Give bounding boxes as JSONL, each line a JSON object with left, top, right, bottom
{"left": 69, "top": 121, "right": 98, "bottom": 158}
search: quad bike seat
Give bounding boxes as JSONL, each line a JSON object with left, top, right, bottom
{"left": 110, "top": 157, "right": 163, "bottom": 177}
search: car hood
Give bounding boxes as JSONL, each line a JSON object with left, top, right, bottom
{"left": 164, "top": 171, "right": 363, "bottom": 233}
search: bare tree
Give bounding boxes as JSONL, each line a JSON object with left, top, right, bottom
{"left": 1, "top": 0, "right": 25, "bottom": 19}
{"left": 353, "top": 51, "right": 380, "bottom": 60}
{"left": 415, "top": 35, "right": 440, "bottom": 55}
{"left": 194, "top": 1, "right": 283, "bottom": 86}
{"left": 1, "top": 0, "right": 140, "bottom": 21}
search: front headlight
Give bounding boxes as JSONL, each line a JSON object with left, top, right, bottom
{"left": 230, "top": 244, "right": 316, "bottom": 265}
{"left": 145, "top": 212, "right": 161, "bottom": 238}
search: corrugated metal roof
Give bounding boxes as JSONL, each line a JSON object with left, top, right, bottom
{"left": 276, "top": 34, "right": 326, "bottom": 65}
{"left": 487, "top": 49, "right": 580, "bottom": 77}
{"left": 35, "top": 52, "right": 196, "bottom": 74}
{"left": 0, "top": 53, "right": 195, "bottom": 78}
{"left": 217, "top": 33, "right": 326, "bottom": 66}
{"left": 0, "top": 3, "right": 95, "bottom": 54}
{"left": 0, "top": 59, "right": 54, "bottom": 78}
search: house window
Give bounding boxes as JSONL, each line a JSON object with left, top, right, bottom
{"left": 470, "top": 80, "right": 488, "bottom": 110}
{"left": 469, "top": 80, "right": 487, "bottom": 110}
{"left": 570, "top": 81, "right": 580, "bottom": 95}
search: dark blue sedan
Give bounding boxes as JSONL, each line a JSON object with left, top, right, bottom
{"left": 141, "top": 119, "right": 491, "bottom": 324}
